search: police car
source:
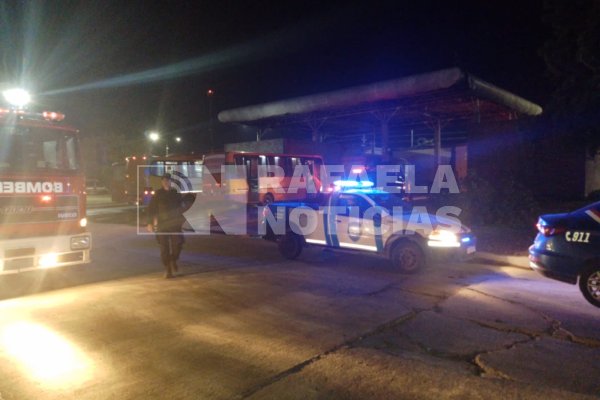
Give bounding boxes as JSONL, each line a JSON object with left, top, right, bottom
{"left": 262, "top": 180, "right": 476, "bottom": 273}
{"left": 529, "top": 201, "right": 600, "bottom": 307}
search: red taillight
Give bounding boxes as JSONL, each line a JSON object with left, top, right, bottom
{"left": 0, "top": 108, "right": 25, "bottom": 115}
{"left": 40, "top": 194, "right": 53, "bottom": 203}
{"left": 536, "top": 223, "right": 566, "bottom": 237}
{"left": 42, "top": 111, "right": 65, "bottom": 121}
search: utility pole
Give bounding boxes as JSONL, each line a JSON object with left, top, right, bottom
{"left": 207, "top": 89, "right": 214, "bottom": 151}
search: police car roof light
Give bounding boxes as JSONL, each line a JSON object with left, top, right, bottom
{"left": 333, "top": 180, "right": 374, "bottom": 189}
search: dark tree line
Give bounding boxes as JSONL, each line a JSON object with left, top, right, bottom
{"left": 540, "top": 0, "right": 600, "bottom": 155}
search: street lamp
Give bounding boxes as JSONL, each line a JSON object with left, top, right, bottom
{"left": 2, "top": 88, "right": 31, "bottom": 108}
{"left": 146, "top": 131, "right": 161, "bottom": 156}
{"left": 165, "top": 136, "right": 183, "bottom": 157}
{"left": 146, "top": 131, "right": 182, "bottom": 156}
{"left": 148, "top": 131, "right": 160, "bottom": 142}
{"left": 207, "top": 89, "right": 214, "bottom": 151}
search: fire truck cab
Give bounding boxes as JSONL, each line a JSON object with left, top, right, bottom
{"left": 0, "top": 89, "right": 91, "bottom": 274}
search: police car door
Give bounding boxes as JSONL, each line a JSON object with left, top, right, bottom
{"left": 334, "top": 193, "right": 378, "bottom": 252}
{"left": 569, "top": 204, "right": 600, "bottom": 258}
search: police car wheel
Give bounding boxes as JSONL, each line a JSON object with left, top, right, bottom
{"left": 391, "top": 241, "right": 424, "bottom": 274}
{"left": 278, "top": 232, "right": 303, "bottom": 260}
{"left": 579, "top": 266, "right": 600, "bottom": 308}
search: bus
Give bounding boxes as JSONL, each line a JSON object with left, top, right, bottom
{"left": 203, "top": 152, "right": 323, "bottom": 205}
{"left": 146, "top": 154, "right": 204, "bottom": 195}
{"left": 113, "top": 154, "right": 204, "bottom": 205}
{"left": 111, "top": 155, "right": 152, "bottom": 204}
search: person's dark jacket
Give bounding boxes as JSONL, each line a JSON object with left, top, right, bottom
{"left": 147, "top": 188, "right": 184, "bottom": 232}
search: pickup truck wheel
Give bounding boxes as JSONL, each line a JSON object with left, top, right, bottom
{"left": 391, "top": 241, "right": 424, "bottom": 274}
{"left": 579, "top": 265, "right": 600, "bottom": 308}
{"left": 278, "top": 232, "right": 303, "bottom": 260}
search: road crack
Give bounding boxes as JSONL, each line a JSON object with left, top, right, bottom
{"left": 242, "top": 281, "right": 598, "bottom": 398}
{"left": 466, "top": 318, "right": 539, "bottom": 339}
{"left": 364, "top": 283, "right": 396, "bottom": 297}
{"left": 473, "top": 354, "right": 513, "bottom": 380}
{"left": 466, "top": 287, "right": 600, "bottom": 348}
{"left": 239, "top": 312, "right": 416, "bottom": 399}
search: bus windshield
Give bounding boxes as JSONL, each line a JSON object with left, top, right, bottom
{"left": 149, "top": 160, "right": 203, "bottom": 178}
{"left": 0, "top": 125, "right": 80, "bottom": 173}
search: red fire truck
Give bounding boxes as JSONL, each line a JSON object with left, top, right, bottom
{"left": 0, "top": 89, "right": 91, "bottom": 274}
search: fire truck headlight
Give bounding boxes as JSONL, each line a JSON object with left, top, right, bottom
{"left": 79, "top": 218, "right": 87, "bottom": 228}
{"left": 2, "top": 88, "right": 31, "bottom": 108}
{"left": 38, "top": 253, "right": 59, "bottom": 268}
{"left": 70, "top": 236, "right": 90, "bottom": 250}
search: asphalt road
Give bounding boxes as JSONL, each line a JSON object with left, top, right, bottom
{"left": 0, "top": 209, "right": 599, "bottom": 399}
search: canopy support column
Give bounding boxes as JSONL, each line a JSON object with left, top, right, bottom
{"left": 305, "top": 116, "right": 327, "bottom": 143}
{"left": 434, "top": 118, "right": 442, "bottom": 168}
{"left": 381, "top": 121, "right": 389, "bottom": 161}
{"left": 372, "top": 108, "right": 399, "bottom": 161}
{"left": 424, "top": 116, "right": 447, "bottom": 172}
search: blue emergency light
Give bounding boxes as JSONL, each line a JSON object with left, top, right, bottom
{"left": 333, "top": 180, "right": 375, "bottom": 189}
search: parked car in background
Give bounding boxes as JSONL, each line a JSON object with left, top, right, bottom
{"left": 529, "top": 201, "right": 600, "bottom": 307}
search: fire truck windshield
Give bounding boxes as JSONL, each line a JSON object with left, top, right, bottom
{"left": 0, "top": 126, "right": 79, "bottom": 173}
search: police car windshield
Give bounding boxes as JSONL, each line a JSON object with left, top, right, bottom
{"left": 0, "top": 126, "right": 79, "bottom": 173}
{"left": 363, "top": 192, "right": 406, "bottom": 210}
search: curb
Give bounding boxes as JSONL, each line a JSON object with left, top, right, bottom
{"left": 472, "top": 251, "right": 530, "bottom": 270}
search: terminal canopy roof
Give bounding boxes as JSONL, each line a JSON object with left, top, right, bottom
{"left": 218, "top": 67, "right": 542, "bottom": 134}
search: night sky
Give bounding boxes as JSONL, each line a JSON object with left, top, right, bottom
{"left": 1, "top": 0, "right": 550, "bottom": 150}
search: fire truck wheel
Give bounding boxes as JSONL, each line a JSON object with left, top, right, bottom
{"left": 391, "top": 241, "right": 425, "bottom": 274}
{"left": 278, "top": 232, "right": 303, "bottom": 260}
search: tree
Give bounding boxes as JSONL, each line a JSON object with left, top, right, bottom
{"left": 540, "top": 0, "right": 600, "bottom": 154}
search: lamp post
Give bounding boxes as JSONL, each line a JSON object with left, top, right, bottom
{"left": 166, "top": 137, "right": 182, "bottom": 157}
{"left": 207, "top": 89, "right": 214, "bottom": 151}
{"left": 148, "top": 131, "right": 160, "bottom": 142}
{"left": 147, "top": 131, "right": 182, "bottom": 156}
{"left": 147, "top": 131, "right": 161, "bottom": 156}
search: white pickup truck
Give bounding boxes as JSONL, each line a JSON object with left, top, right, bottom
{"left": 262, "top": 186, "right": 476, "bottom": 273}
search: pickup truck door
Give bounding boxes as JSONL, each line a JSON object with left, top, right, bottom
{"left": 330, "top": 193, "right": 379, "bottom": 252}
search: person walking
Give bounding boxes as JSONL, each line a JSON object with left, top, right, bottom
{"left": 146, "top": 173, "right": 185, "bottom": 278}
